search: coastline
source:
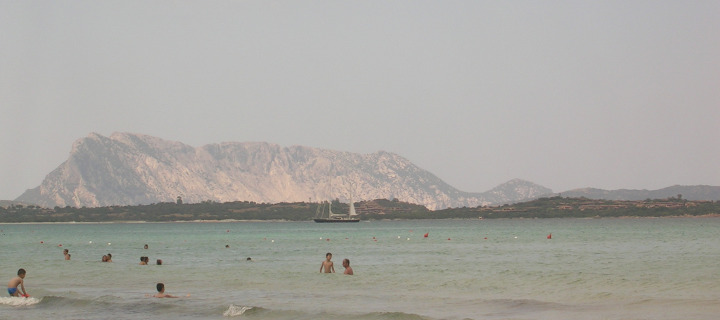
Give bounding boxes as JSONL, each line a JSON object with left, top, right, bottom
{"left": 0, "top": 219, "right": 302, "bottom": 225}
{"left": 1, "top": 214, "right": 718, "bottom": 225}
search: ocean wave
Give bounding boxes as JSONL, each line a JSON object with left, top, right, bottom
{"left": 487, "top": 298, "right": 567, "bottom": 311}
{"left": 0, "top": 296, "right": 41, "bottom": 306}
{"left": 34, "top": 295, "right": 117, "bottom": 308}
{"left": 220, "top": 306, "right": 436, "bottom": 320}
{"left": 223, "top": 304, "right": 255, "bottom": 317}
{"left": 360, "top": 311, "right": 435, "bottom": 320}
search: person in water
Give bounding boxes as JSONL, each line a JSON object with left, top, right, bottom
{"left": 342, "top": 258, "right": 353, "bottom": 275}
{"left": 320, "top": 252, "right": 335, "bottom": 273}
{"left": 7, "top": 268, "right": 29, "bottom": 297}
{"left": 63, "top": 249, "right": 71, "bottom": 260}
{"left": 153, "top": 283, "right": 178, "bottom": 298}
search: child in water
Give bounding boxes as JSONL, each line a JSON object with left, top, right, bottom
{"left": 7, "top": 268, "right": 29, "bottom": 297}
{"left": 320, "top": 252, "right": 335, "bottom": 273}
{"left": 153, "top": 283, "right": 178, "bottom": 298}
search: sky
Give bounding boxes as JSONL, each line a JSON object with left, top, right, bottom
{"left": 1, "top": 1, "right": 719, "bottom": 200}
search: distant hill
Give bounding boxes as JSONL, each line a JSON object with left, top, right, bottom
{"left": 559, "top": 185, "right": 720, "bottom": 201}
{"left": 15, "top": 132, "right": 553, "bottom": 209}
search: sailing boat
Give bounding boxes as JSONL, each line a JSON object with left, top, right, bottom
{"left": 313, "top": 197, "right": 360, "bottom": 223}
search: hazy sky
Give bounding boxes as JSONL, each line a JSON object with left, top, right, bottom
{"left": 1, "top": 1, "right": 719, "bottom": 200}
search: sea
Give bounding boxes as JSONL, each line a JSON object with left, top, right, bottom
{"left": 1, "top": 217, "right": 718, "bottom": 320}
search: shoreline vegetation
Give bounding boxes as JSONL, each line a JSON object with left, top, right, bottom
{"left": 0, "top": 196, "right": 718, "bottom": 223}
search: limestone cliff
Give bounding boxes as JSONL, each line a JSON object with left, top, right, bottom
{"left": 16, "top": 132, "right": 552, "bottom": 209}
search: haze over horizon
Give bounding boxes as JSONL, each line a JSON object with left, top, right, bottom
{"left": 2, "top": 1, "right": 719, "bottom": 200}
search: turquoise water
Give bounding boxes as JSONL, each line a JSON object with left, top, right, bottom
{"left": 1, "top": 218, "right": 719, "bottom": 319}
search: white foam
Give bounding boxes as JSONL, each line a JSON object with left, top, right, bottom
{"left": 0, "top": 296, "right": 41, "bottom": 306}
{"left": 223, "top": 304, "right": 251, "bottom": 317}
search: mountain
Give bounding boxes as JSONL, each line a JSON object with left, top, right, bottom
{"left": 15, "top": 132, "right": 553, "bottom": 210}
{"left": 559, "top": 185, "right": 720, "bottom": 201}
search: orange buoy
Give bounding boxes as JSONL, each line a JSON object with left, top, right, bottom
{"left": 423, "top": 232, "right": 429, "bottom": 238}
{"left": 547, "top": 233, "right": 552, "bottom": 239}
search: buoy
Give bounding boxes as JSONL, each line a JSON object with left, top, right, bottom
{"left": 547, "top": 233, "right": 552, "bottom": 239}
{"left": 423, "top": 232, "right": 429, "bottom": 238}
{"left": 271, "top": 240, "right": 274, "bottom": 243}
{"left": 89, "top": 241, "right": 92, "bottom": 244}
{"left": 58, "top": 244, "right": 62, "bottom": 247}
{"left": 326, "top": 238, "right": 330, "bottom": 241}
{"left": 484, "top": 237, "right": 487, "bottom": 240}
{"left": 40, "top": 241, "right": 44, "bottom": 244}
{"left": 108, "top": 242, "right": 111, "bottom": 245}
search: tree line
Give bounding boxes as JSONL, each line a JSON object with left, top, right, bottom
{"left": 0, "top": 197, "right": 718, "bottom": 223}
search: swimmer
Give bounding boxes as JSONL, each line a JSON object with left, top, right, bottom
{"left": 63, "top": 249, "right": 71, "bottom": 260}
{"left": 7, "top": 268, "right": 29, "bottom": 297}
{"left": 342, "top": 258, "right": 353, "bottom": 275}
{"left": 152, "top": 283, "right": 178, "bottom": 298}
{"left": 320, "top": 252, "right": 335, "bottom": 273}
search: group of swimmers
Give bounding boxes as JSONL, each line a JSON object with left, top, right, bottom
{"left": 7, "top": 268, "right": 179, "bottom": 299}
{"left": 8, "top": 248, "right": 354, "bottom": 300}
{"left": 319, "top": 252, "right": 353, "bottom": 275}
